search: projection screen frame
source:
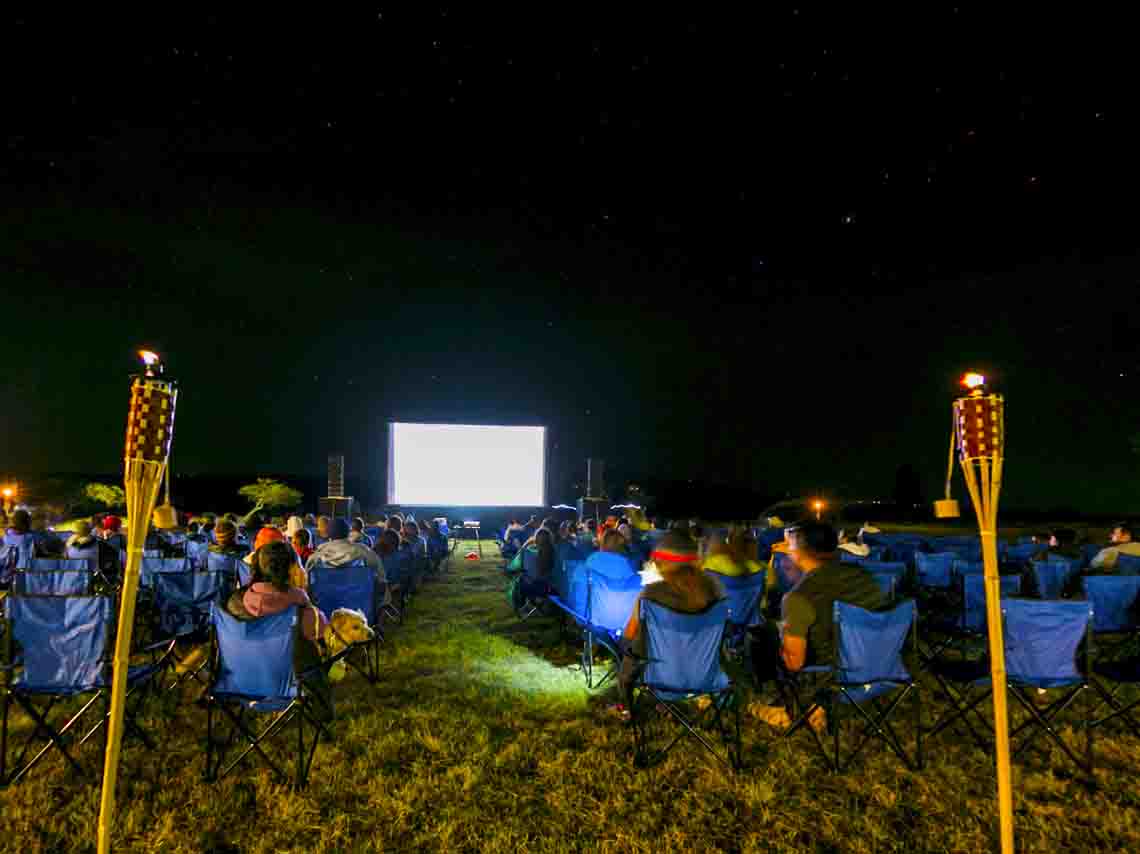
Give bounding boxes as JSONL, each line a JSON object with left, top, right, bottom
{"left": 386, "top": 421, "right": 548, "bottom": 507}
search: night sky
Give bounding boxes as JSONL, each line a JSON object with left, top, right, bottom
{"left": 3, "top": 7, "right": 1138, "bottom": 514}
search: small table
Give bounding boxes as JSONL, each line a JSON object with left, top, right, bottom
{"left": 461, "top": 521, "right": 482, "bottom": 557}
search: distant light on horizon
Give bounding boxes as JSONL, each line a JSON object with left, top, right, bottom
{"left": 961, "top": 372, "right": 986, "bottom": 389}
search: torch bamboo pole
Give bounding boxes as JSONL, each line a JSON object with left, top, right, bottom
{"left": 962, "top": 455, "right": 1015, "bottom": 854}
{"left": 97, "top": 458, "right": 165, "bottom": 854}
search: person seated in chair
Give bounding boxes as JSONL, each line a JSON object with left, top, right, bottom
{"left": 748, "top": 520, "right": 885, "bottom": 730}
{"left": 209, "top": 519, "right": 251, "bottom": 558}
{"left": 306, "top": 518, "right": 387, "bottom": 601}
{"left": 315, "top": 516, "right": 331, "bottom": 542}
{"left": 1089, "top": 522, "right": 1140, "bottom": 571}
{"left": 225, "top": 540, "right": 333, "bottom": 720}
{"left": 98, "top": 514, "right": 125, "bottom": 553}
{"left": 586, "top": 529, "right": 639, "bottom": 581}
{"left": 703, "top": 529, "right": 764, "bottom": 577}
{"left": 615, "top": 531, "right": 723, "bottom": 719}
{"left": 518, "top": 527, "right": 557, "bottom": 601}
{"left": 291, "top": 527, "right": 315, "bottom": 566}
{"left": 65, "top": 519, "right": 121, "bottom": 577}
{"left": 348, "top": 517, "right": 372, "bottom": 546}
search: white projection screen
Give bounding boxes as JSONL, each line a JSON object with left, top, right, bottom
{"left": 388, "top": 423, "right": 546, "bottom": 506}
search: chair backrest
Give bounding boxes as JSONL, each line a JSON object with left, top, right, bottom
{"left": 6, "top": 594, "right": 113, "bottom": 692}
{"left": 962, "top": 574, "right": 1022, "bottom": 632}
{"left": 705, "top": 570, "right": 765, "bottom": 629}
{"left": 1007, "top": 542, "right": 1046, "bottom": 563}
{"left": 210, "top": 602, "right": 298, "bottom": 700}
{"left": 587, "top": 570, "right": 642, "bottom": 633}
{"left": 834, "top": 599, "right": 914, "bottom": 687}
{"left": 308, "top": 562, "right": 376, "bottom": 625}
{"left": 153, "top": 569, "right": 233, "bottom": 637}
{"left": 772, "top": 552, "right": 802, "bottom": 594}
{"left": 953, "top": 559, "right": 985, "bottom": 577}
{"left": 140, "top": 556, "right": 189, "bottom": 589}
{"left": 185, "top": 538, "right": 210, "bottom": 569}
{"left": 522, "top": 548, "right": 539, "bottom": 579}
{"left": 1042, "top": 555, "right": 1082, "bottom": 586}
{"left": 381, "top": 551, "right": 411, "bottom": 586}
{"left": 870, "top": 572, "right": 898, "bottom": 603}
{"left": 1032, "top": 560, "right": 1067, "bottom": 600}
{"left": 1116, "top": 554, "right": 1140, "bottom": 575}
{"left": 1082, "top": 575, "right": 1140, "bottom": 633}
{"left": 640, "top": 598, "right": 731, "bottom": 699}
{"left": 555, "top": 558, "right": 581, "bottom": 603}
{"left": 207, "top": 551, "right": 246, "bottom": 586}
{"left": 19, "top": 558, "right": 95, "bottom": 595}
{"left": 915, "top": 552, "right": 955, "bottom": 588}
{"left": 1002, "top": 598, "right": 1091, "bottom": 687}
{"left": 861, "top": 560, "right": 906, "bottom": 577}
{"left": 839, "top": 551, "right": 866, "bottom": 565}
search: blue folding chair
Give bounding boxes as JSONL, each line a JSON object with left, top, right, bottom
{"left": 705, "top": 570, "right": 766, "bottom": 655}
{"left": 1082, "top": 575, "right": 1140, "bottom": 662}
{"left": 203, "top": 604, "right": 332, "bottom": 788}
{"left": 915, "top": 552, "right": 955, "bottom": 589}
{"left": 870, "top": 572, "right": 898, "bottom": 604}
{"left": 381, "top": 551, "right": 413, "bottom": 618}
{"left": 1006, "top": 542, "right": 1046, "bottom": 564}
{"left": 928, "top": 598, "right": 1093, "bottom": 775}
{"left": 582, "top": 571, "right": 642, "bottom": 689}
{"left": 1117, "top": 554, "right": 1140, "bottom": 574}
{"left": 782, "top": 600, "right": 920, "bottom": 772}
{"left": 16, "top": 559, "right": 95, "bottom": 595}
{"left": 0, "top": 593, "right": 173, "bottom": 785}
{"left": 629, "top": 598, "right": 739, "bottom": 770}
{"left": 1031, "top": 560, "right": 1067, "bottom": 600}
{"left": 308, "top": 563, "right": 383, "bottom": 683}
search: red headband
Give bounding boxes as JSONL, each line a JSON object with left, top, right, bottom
{"left": 651, "top": 548, "right": 700, "bottom": 564}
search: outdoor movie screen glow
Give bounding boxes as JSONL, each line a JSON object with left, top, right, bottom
{"left": 388, "top": 423, "right": 546, "bottom": 506}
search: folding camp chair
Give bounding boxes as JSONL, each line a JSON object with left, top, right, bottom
{"left": 915, "top": 552, "right": 955, "bottom": 589}
{"left": 151, "top": 564, "right": 236, "bottom": 691}
{"left": 1082, "top": 575, "right": 1140, "bottom": 662}
{"left": 870, "top": 572, "right": 898, "bottom": 604}
{"left": 705, "top": 570, "right": 766, "bottom": 656}
{"left": 0, "top": 593, "right": 173, "bottom": 785}
{"left": 1030, "top": 560, "right": 1067, "bottom": 600}
{"left": 203, "top": 604, "right": 333, "bottom": 788}
{"left": 307, "top": 563, "right": 383, "bottom": 683}
{"left": 582, "top": 571, "right": 643, "bottom": 690}
{"left": 629, "top": 598, "right": 740, "bottom": 770}
{"left": 927, "top": 598, "right": 1093, "bottom": 775}
{"left": 380, "top": 551, "right": 409, "bottom": 622}
{"left": 777, "top": 599, "right": 921, "bottom": 772}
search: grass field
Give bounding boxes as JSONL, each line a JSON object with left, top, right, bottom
{"left": 2, "top": 541, "right": 1138, "bottom": 853}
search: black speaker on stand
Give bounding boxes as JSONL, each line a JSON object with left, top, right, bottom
{"left": 320, "top": 453, "right": 355, "bottom": 520}
{"left": 577, "top": 457, "right": 608, "bottom": 523}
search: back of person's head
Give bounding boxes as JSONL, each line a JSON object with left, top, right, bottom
{"left": 102, "top": 514, "right": 122, "bottom": 534}
{"left": 187, "top": 521, "right": 199, "bottom": 535}
{"left": 1050, "top": 528, "right": 1077, "bottom": 547}
{"left": 215, "top": 519, "right": 237, "bottom": 544}
{"left": 601, "top": 528, "right": 626, "bottom": 552}
{"left": 404, "top": 521, "right": 420, "bottom": 538}
{"left": 255, "top": 541, "right": 295, "bottom": 591}
{"left": 651, "top": 531, "right": 702, "bottom": 584}
{"left": 303, "top": 513, "right": 316, "bottom": 525}
{"left": 535, "top": 528, "right": 554, "bottom": 549}
{"left": 387, "top": 515, "right": 403, "bottom": 531}
{"left": 429, "top": 520, "right": 441, "bottom": 534}
{"left": 379, "top": 528, "right": 400, "bottom": 554}
{"left": 253, "top": 526, "right": 284, "bottom": 552}
{"left": 317, "top": 515, "right": 330, "bottom": 534}
{"left": 351, "top": 517, "right": 365, "bottom": 532}
{"left": 10, "top": 509, "right": 31, "bottom": 533}
{"left": 586, "top": 519, "right": 597, "bottom": 532}
{"left": 1115, "top": 522, "right": 1134, "bottom": 541}
{"left": 293, "top": 528, "right": 311, "bottom": 547}
{"left": 329, "top": 518, "right": 350, "bottom": 540}
{"left": 786, "top": 520, "right": 838, "bottom": 556}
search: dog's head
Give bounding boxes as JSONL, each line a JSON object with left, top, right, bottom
{"left": 324, "top": 608, "right": 374, "bottom": 656}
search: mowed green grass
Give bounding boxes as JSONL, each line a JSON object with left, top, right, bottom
{"left": 2, "top": 542, "right": 1139, "bottom": 853}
